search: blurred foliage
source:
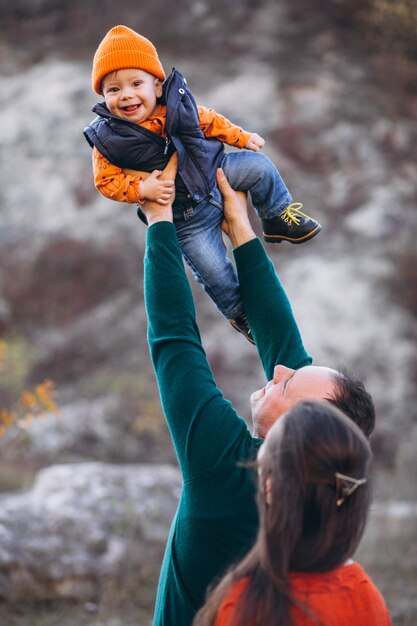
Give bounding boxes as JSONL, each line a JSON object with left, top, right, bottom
{"left": 388, "top": 248, "right": 417, "bottom": 319}
{"left": 1, "top": 0, "right": 417, "bottom": 66}
{"left": 1, "top": 237, "right": 137, "bottom": 331}
{"left": 325, "top": 0, "right": 417, "bottom": 59}
{"left": 81, "top": 368, "right": 175, "bottom": 464}
{"left": 0, "top": 336, "right": 32, "bottom": 395}
{"left": 0, "top": 338, "right": 59, "bottom": 436}
{"left": 379, "top": 229, "right": 417, "bottom": 322}
{"left": 0, "top": 0, "right": 262, "bottom": 61}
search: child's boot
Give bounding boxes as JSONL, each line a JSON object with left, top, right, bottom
{"left": 262, "top": 203, "right": 321, "bottom": 244}
{"left": 230, "top": 314, "right": 255, "bottom": 345}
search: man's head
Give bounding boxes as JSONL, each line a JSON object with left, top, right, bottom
{"left": 251, "top": 364, "right": 375, "bottom": 439}
{"left": 327, "top": 367, "right": 375, "bottom": 438}
{"left": 92, "top": 25, "right": 165, "bottom": 96}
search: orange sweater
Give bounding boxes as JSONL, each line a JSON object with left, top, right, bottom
{"left": 214, "top": 562, "right": 391, "bottom": 626}
{"left": 93, "top": 104, "right": 251, "bottom": 204}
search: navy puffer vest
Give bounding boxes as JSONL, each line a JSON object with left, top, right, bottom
{"left": 83, "top": 68, "right": 224, "bottom": 206}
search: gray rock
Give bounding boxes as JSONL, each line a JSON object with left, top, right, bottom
{"left": 0, "top": 463, "right": 181, "bottom": 600}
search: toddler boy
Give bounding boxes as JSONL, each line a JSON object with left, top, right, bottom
{"left": 84, "top": 25, "right": 321, "bottom": 343}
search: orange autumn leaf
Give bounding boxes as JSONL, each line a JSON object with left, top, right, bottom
{"left": 20, "top": 391, "right": 37, "bottom": 411}
{"left": 0, "top": 340, "right": 60, "bottom": 437}
{"left": 35, "top": 380, "right": 59, "bottom": 413}
{"left": 0, "top": 408, "right": 16, "bottom": 428}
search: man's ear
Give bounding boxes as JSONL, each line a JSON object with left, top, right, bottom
{"left": 155, "top": 79, "right": 163, "bottom": 98}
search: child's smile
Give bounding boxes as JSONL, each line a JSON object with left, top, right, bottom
{"left": 102, "top": 68, "right": 162, "bottom": 125}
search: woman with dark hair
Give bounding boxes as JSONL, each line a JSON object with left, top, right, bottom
{"left": 194, "top": 400, "right": 391, "bottom": 626}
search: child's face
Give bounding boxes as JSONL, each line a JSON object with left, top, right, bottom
{"left": 102, "top": 68, "right": 163, "bottom": 124}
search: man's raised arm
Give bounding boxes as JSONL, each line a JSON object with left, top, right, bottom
{"left": 143, "top": 158, "right": 252, "bottom": 481}
{"left": 217, "top": 168, "right": 312, "bottom": 380}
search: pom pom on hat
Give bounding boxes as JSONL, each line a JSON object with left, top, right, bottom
{"left": 92, "top": 25, "right": 165, "bottom": 94}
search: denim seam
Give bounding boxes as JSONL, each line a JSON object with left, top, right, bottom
{"left": 260, "top": 193, "right": 292, "bottom": 221}
{"left": 179, "top": 246, "right": 243, "bottom": 319}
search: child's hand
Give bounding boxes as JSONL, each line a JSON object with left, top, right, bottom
{"left": 140, "top": 170, "right": 175, "bottom": 205}
{"left": 245, "top": 133, "right": 265, "bottom": 152}
{"left": 140, "top": 154, "right": 178, "bottom": 225}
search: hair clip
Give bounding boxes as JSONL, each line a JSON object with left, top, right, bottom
{"left": 335, "top": 472, "right": 367, "bottom": 507}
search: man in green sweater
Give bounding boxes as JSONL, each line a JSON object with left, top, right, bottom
{"left": 143, "top": 166, "right": 375, "bottom": 626}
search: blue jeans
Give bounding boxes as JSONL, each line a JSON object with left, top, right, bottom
{"left": 221, "top": 151, "right": 292, "bottom": 219}
{"left": 174, "top": 151, "right": 292, "bottom": 319}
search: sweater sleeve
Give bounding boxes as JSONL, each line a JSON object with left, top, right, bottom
{"left": 197, "top": 105, "right": 252, "bottom": 149}
{"left": 233, "top": 239, "right": 312, "bottom": 380}
{"left": 145, "top": 222, "right": 252, "bottom": 480}
{"left": 93, "top": 147, "right": 141, "bottom": 204}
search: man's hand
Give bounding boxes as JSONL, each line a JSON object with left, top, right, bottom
{"left": 140, "top": 170, "right": 175, "bottom": 205}
{"left": 216, "top": 168, "right": 256, "bottom": 248}
{"left": 244, "top": 133, "right": 265, "bottom": 152}
{"left": 141, "top": 153, "right": 178, "bottom": 225}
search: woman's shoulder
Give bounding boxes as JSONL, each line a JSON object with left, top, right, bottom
{"left": 289, "top": 561, "right": 373, "bottom": 591}
{"left": 290, "top": 562, "right": 391, "bottom": 624}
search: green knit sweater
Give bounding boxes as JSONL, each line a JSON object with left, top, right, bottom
{"left": 145, "top": 222, "right": 312, "bottom": 626}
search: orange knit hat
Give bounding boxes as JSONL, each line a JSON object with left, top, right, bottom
{"left": 92, "top": 25, "right": 166, "bottom": 94}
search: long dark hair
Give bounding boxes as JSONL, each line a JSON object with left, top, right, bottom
{"left": 193, "top": 400, "right": 372, "bottom": 626}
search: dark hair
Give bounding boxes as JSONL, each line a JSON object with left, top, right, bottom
{"left": 193, "top": 400, "right": 372, "bottom": 626}
{"left": 327, "top": 368, "right": 375, "bottom": 438}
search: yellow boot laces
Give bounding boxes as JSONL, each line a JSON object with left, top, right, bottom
{"left": 279, "top": 203, "right": 313, "bottom": 225}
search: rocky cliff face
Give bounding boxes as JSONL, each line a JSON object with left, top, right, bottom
{"left": 0, "top": 1, "right": 417, "bottom": 624}
{"left": 0, "top": 463, "right": 180, "bottom": 600}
